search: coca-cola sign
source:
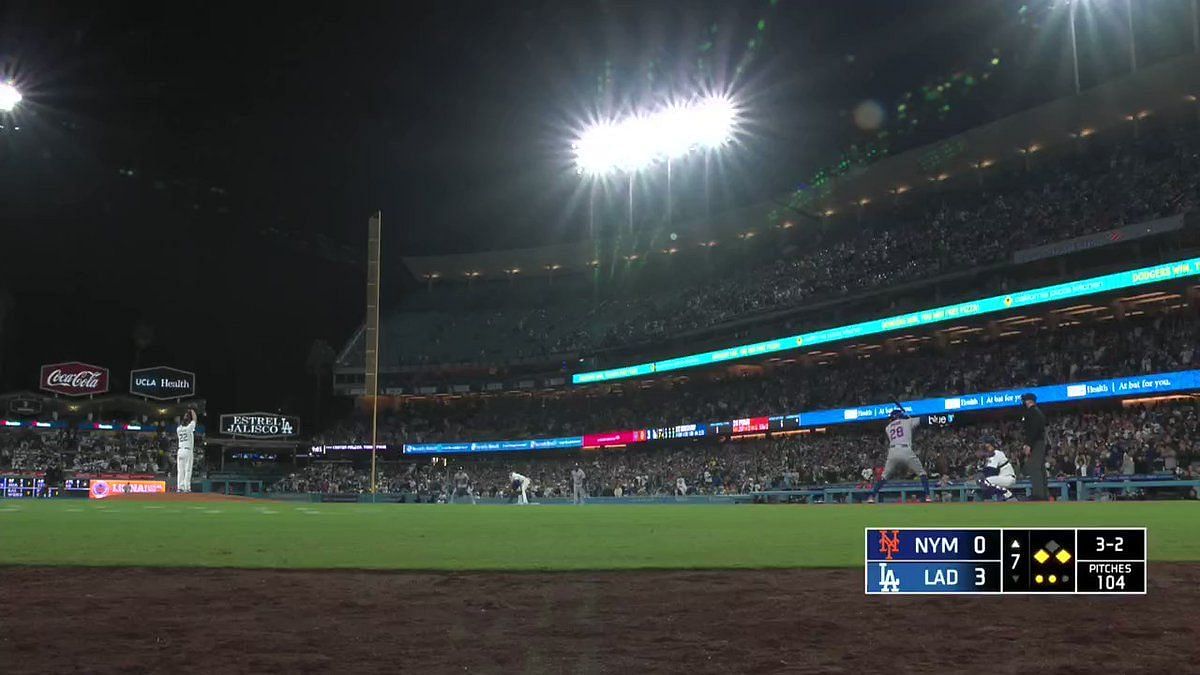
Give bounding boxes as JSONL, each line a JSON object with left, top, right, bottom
{"left": 40, "top": 362, "right": 110, "bottom": 397}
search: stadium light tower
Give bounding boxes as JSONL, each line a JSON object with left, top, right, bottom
{"left": 571, "top": 95, "right": 738, "bottom": 231}
{"left": 0, "top": 82, "right": 21, "bottom": 112}
{"left": 1066, "top": 0, "right": 1138, "bottom": 95}
{"left": 1195, "top": 0, "right": 1199, "bottom": 54}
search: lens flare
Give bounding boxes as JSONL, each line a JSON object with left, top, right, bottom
{"left": 0, "top": 83, "right": 22, "bottom": 112}
{"left": 572, "top": 95, "right": 738, "bottom": 176}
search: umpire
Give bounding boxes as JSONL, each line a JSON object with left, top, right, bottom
{"left": 1020, "top": 393, "right": 1048, "bottom": 500}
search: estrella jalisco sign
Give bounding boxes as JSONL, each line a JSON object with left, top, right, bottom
{"left": 219, "top": 412, "right": 299, "bottom": 438}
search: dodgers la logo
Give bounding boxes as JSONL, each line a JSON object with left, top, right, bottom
{"left": 879, "top": 529, "right": 901, "bottom": 560}
{"left": 878, "top": 562, "right": 900, "bottom": 592}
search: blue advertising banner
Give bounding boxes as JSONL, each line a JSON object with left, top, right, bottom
{"left": 404, "top": 435, "right": 583, "bottom": 455}
{"left": 799, "top": 370, "right": 1200, "bottom": 428}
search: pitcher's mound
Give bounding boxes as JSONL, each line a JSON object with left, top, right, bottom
{"left": 106, "top": 492, "right": 259, "bottom": 503}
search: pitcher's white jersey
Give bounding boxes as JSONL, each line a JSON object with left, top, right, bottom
{"left": 885, "top": 416, "right": 919, "bottom": 451}
{"left": 177, "top": 420, "right": 196, "bottom": 451}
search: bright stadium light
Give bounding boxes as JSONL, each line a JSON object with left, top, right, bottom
{"left": 0, "top": 83, "right": 21, "bottom": 112}
{"left": 572, "top": 95, "right": 738, "bottom": 176}
{"left": 688, "top": 95, "right": 737, "bottom": 150}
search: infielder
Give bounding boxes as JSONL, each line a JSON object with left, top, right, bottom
{"left": 510, "top": 471, "right": 530, "bottom": 505}
{"left": 451, "top": 467, "right": 476, "bottom": 504}
{"left": 869, "top": 407, "right": 931, "bottom": 502}
{"left": 977, "top": 437, "right": 1017, "bottom": 501}
{"left": 570, "top": 464, "right": 586, "bottom": 505}
{"left": 176, "top": 409, "right": 197, "bottom": 493}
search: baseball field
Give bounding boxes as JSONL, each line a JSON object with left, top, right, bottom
{"left": 2, "top": 495, "right": 1198, "bottom": 673}
{"left": 2, "top": 497, "right": 1199, "bottom": 568}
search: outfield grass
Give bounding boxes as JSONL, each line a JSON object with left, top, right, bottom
{"left": 0, "top": 499, "right": 1195, "bottom": 570}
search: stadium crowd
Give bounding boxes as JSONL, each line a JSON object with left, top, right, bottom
{"left": 270, "top": 462, "right": 407, "bottom": 494}
{"left": 591, "top": 130, "right": 1197, "bottom": 351}
{"left": 319, "top": 310, "right": 1199, "bottom": 446}
{"left": 0, "top": 429, "right": 177, "bottom": 475}
{"left": 363, "top": 127, "right": 1200, "bottom": 366}
{"left": 7, "top": 131, "right": 1197, "bottom": 499}
{"left": 283, "top": 399, "right": 1200, "bottom": 499}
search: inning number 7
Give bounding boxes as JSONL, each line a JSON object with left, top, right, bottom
{"left": 1010, "top": 553, "right": 1020, "bottom": 570}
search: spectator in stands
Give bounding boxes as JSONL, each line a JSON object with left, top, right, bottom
{"left": 350, "top": 129, "right": 1200, "bottom": 367}
{"left": 283, "top": 398, "right": 1200, "bottom": 499}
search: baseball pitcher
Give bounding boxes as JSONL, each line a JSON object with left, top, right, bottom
{"left": 176, "top": 409, "right": 197, "bottom": 493}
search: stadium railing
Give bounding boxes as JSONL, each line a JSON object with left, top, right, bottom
{"left": 1077, "top": 476, "right": 1200, "bottom": 500}
{"left": 746, "top": 475, "right": 1200, "bottom": 503}
{"left": 199, "top": 477, "right": 264, "bottom": 496}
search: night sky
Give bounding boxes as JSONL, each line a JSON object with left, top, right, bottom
{"left": 1, "top": 1, "right": 1194, "bottom": 423}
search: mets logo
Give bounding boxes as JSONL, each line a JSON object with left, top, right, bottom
{"left": 89, "top": 480, "right": 110, "bottom": 500}
{"left": 878, "top": 529, "right": 901, "bottom": 560}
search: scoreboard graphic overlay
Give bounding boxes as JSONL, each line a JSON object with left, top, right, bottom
{"left": 865, "top": 528, "right": 1146, "bottom": 595}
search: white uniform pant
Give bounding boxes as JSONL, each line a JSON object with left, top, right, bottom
{"left": 517, "top": 485, "right": 529, "bottom": 505}
{"left": 572, "top": 484, "right": 586, "bottom": 504}
{"left": 177, "top": 449, "right": 194, "bottom": 492}
{"left": 984, "top": 475, "right": 1015, "bottom": 490}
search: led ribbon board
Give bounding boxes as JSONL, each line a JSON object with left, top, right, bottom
{"left": 403, "top": 436, "right": 583, "bottom": 456}
{"left": 402, "top": 369, "right": 1200, "bottom": 455}
{"left": 573, "top": 256, "right": 1200, "bottom": 384}
{"left": 801, "top": 370, "right": 1200, "bottom": 427}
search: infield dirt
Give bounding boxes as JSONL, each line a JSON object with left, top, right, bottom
{"left": 2, "top": 564, "right": 1197, "bottom": 674}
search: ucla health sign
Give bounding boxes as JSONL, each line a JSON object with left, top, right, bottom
{"left": 130, "top": 366, "right": 196, "bottom": 400}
